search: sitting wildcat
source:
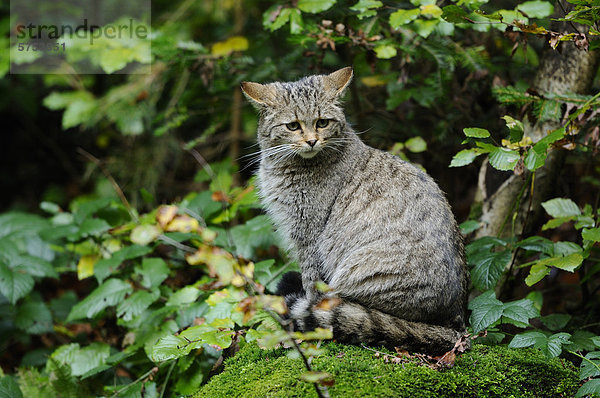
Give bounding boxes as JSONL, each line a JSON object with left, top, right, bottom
{"left": 241, "top": 67, "right": 469, "bottom": 355}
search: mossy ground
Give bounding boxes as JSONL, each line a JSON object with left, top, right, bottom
{"left": 194, "top": 342, "right": 579, "bottom": 398}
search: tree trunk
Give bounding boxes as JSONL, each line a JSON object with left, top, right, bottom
{"left": 475, "top": 41, "right": 598, "bottom": 241}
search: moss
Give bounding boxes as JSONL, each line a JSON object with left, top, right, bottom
{"left": 193, "top": 343, "right": 579, "bottom": 398}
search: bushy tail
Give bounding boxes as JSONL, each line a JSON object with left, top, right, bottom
{"left": 276, "top": 272, "right": 465, "bottom": 355}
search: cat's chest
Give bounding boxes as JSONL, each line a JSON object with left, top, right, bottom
{"left": 258, "top": 167, "right": 340, "bottom": 241}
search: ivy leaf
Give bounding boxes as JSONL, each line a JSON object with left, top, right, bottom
{"left": 67, "top": 278, "right": 133, "bottom": 322}
{"left": 463, "top": 127, "right": 490, "bottom": 138}
{"left": 0, "top": 261, "right": 35, "bottom": 304}
{"left": 450, "top": 149, "right": 481, "bottom": 167}
{"left": 488, "top": 147, "right": 520, "bottom": 171}
{"left": 468, "top": 290, "right": 504, "bottom": 333}
{"left": 389, "top": 9, "right": 420, "bottom": 28}
{"left": 542, "top": 198, "right": 581, "bottom": 218}
{"left": 297, "top": 0, "right": 336, "bottom": 13}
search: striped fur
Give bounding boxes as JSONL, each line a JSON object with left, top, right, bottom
{"left": 241, "top": 67, "right": 469, "bottom": 355}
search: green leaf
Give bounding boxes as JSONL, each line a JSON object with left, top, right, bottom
{"left": 350, "top": 0, "right": 383, "bottom": 18}
{"left": 69, "top": 343, "right": 111, "bottom": 377}
{"left": 135, "top": 257, "right": 170, "bottom": 289}
{"left": 414, "top": 19, "right": 439, "bottom": 38}
{"left": 450, "top": 149, "right": 480, "bottom": 167}
{"left": 515, "top": 236, "right": 554, "bottom": 255}
{"left": 502, "top": 298, "right": 539, "bottom": 327}
{"left": 536, "top": 127, "right": 565, "bottom": 148}
{"left": 568, "top": 331, "right": 599, "bottom": 353}
{"left": 525, "top": 262, "right": 551, "bottom": 286}
{"left": 542, "top": 216, "right": 574, "bottom": 231}
{"left": 299, "top": 371, "right": 334, "bottom": 385}
{"left": 230, "top": 215, "right": 277, "bottom": 259}
{"left": 517, "top": 1, "right": 554, "bottom": 19}
{"left": 540, "top": 314, "right": 571, "bottom": 331}
{"left": 289, "top": 9, "right": 304, "bottom": 34}
{"left": 43, "top": 91, "right": 97, "bottom": 130}
{"left": 459, "top": 220, "right": 481, "bottom": 235}
{"left": 576, "top": 379, "right": 600, "bottom": 398}
{"left": 297, "top": 0, "right": 336, "bottom": 13}
{"left": 404, "top": 136, "right": 427, "bottom": 153}
{"left": 583, "top": 227, "right": 600, "bottom": 242}
{"left": 536, "top": 253, "right": 583, "bottom": 272}
{"left": 488, "top": 147, "right": 520, "bottom": 171}
{"left": 502, "top": 115, "right": 524, "bottom": 141}
{"left": 67, "top": 278, "right": 133, "bottom": 322}
{"left": 151, "top": 335, "right": 190, "bottom": 362}
{"left": 389, "top": 9, "right": 420, "bottom": 28}
{"left": 508, "top": 331, "right": 546, "bottom": 349}
{"left": 0, "top": 261, "right": 34, "bottom": 304}
{"left": 130, "top": 224, "right": 161, "bottom": 245}
{"left": 441, "top": 5, "right": 468, "bottom": 23}
{"left": 540, "top": 332, "right": 571, "bottom": 358}
{"left": 374, "top": 45, "right": 397, "bottom": 59}
{"left": 166, "top": 286, "right": 201, "bottom": 306}
{"left": 471, "top": 249, "right": 511, "bottom": 291}
{"left": 542, "top": 198, "right": 581, "bottom": 218}
{"left": 463, "top": 127, "right": 490, "bottom": 138}
{"left": 16, "top": 255, "right": 58, "bottom": 278}
{"left": 0, "top": 376, "right": 23, "bottom": 398}
{"left": 94, "top": 244, "right": 153, "bottom": 282}
{"left": 15, "top": 299, "right": 54, "bottom": 334}
{"left": 468, "top": 290, "right": 504, "bottom": 333}
{"left": 117, "top": 289, "right": 160, "bottom": 321}
{"left": 579, "top": 351, "right": 600, "bottom": 379}
{"left": 524, "top": 145, "right": 546, "bottom": 171}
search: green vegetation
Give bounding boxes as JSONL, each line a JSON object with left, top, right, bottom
{"left": 195, "top": 342, "right": 579, "bottom": 398}
{"left": 1, "top": 0, "right": 600, "bottom": 396}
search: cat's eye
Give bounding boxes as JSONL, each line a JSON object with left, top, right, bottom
{"left": 316, "top": 119, "right": 329, "bottom": 128}
{"left": 286, "top": 121, "right": 301, "bottom": 131}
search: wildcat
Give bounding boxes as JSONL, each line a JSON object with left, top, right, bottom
{"left": 241, "top": 67, "right": 469, "bottom": 355}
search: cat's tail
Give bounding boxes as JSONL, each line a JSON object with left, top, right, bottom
{"left": 276, "top": 272, "right": 465, "bottom": 355}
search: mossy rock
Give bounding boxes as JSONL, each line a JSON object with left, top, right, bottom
{"left": 194, "top": 342, "right": 579, "bottom": 398}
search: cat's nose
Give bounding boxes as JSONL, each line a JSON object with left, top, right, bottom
{"left": 306, "top": 139, "right": 317, "bottom": 147}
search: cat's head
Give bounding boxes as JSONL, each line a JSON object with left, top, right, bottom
{"left": 241, "top": 67, "right": 353, "bottom": 159}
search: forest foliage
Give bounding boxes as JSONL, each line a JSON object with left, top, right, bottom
{"left": 2, "top": 0, "right": 600, "bottom": 397}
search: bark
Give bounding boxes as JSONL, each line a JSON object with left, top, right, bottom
{"left": 474, "top": 41, "right": 599, "bottom": 240}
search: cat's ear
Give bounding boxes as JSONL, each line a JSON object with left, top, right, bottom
{"left": 240, "top": 82, "right": 277, "bottom": 108}
{"left": 323, "top": 67, "right": 353, "bottom": 97}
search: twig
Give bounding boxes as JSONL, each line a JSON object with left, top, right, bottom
{"left": 77, "top": 148, "right": 138, "bottom": 222}
{"left": 568, "top": 350, "right": 600, "bottom": 374}
{"left": 157, "top": 234, "right": 197, "bottom": 253}
{"left": 557, "top": 0, "right": 581, "bottom": 35}
{"left": 159, "top": 359, "right": 176, "bottom": 398}
{"left": 110, "top": 366, "right": 158, "bottom": 398}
